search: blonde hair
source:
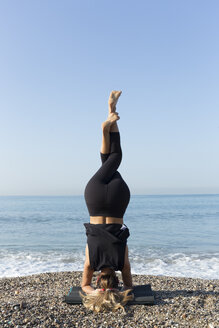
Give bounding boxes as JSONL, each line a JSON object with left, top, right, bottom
{"left": 80, "top": 270, "right": 133, "bottom": 313}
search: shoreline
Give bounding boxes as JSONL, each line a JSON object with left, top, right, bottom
{"left": 1, "top": 271, "right": 218, "bottom": 281}
{"left": 1, "top": 272, "right": 219, "bottom": 327}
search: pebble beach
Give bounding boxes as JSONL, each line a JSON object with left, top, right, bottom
{"left": 0, "top": 271, "right": 219, "bottom": 328}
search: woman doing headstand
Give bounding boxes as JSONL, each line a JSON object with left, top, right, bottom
{"left": 81, "top": 91, "right": 133, "bottom": 312}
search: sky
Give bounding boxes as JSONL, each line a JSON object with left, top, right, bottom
{"left": 0, "top": 0, "right": 219, "bottom": 196}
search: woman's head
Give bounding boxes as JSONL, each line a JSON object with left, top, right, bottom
{"left": 96, "top": 268, "right": 119, "bottom": 290}
{"left": 80, "top": 268, "right": 133, "bottom": 313}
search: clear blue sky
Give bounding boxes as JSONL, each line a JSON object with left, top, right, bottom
{"left": 0, "top": 0, "right": 219, "bottom": 195}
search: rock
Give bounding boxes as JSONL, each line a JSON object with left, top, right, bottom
{"left": 13, "top": 304, "right": 21, "bottom": 310}
{"left": 20, "top": 300, "right": 27, "bottom": 309}
{"left": 208, "top": 324, "right": 214, "bottom": 328}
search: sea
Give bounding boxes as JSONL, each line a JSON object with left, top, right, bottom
{"left": 0, "top": 195, "right": 218, "bottom": 280}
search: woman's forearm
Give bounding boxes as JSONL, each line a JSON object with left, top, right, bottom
{"left": 122, "top": 265, "right": 132, "bottom": 289}
{"left": 81, "top": 246, "right": 95, "bottom": 294}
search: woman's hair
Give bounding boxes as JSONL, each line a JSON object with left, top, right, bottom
{"left": 80, "top": 269, "right": 133, "bottom": 313}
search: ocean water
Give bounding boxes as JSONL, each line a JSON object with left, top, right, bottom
{"left": 0, "top": 195, "right": 219, "bottom": 279}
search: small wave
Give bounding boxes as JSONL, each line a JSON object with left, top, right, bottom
{"left": 0, "top": 250, "right": 85, "bottom": 278}
{"left": 129, "top": 250, "right": 219, "bottom": 279}
{"left": 0, "top": 249, "right": 219, "bottom": 279}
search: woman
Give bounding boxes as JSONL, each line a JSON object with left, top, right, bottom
{"left": 81, "top": 91, "right": 133, "bottom": 312}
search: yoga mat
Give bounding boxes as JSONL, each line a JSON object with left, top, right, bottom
{"left": 64, "top": 285, "right": 154, "bottom": 305}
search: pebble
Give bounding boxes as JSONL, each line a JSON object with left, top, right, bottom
{"left": 20, "top": 300, "right": 27, "bottom": 309}
{"left": 0, "top": 271, "right": 219, "bottom": 328}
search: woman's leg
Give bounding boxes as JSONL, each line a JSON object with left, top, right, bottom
{"left": 84, "top": 91, "right": 125, "bottom": 218}
{"left": 108, "top": 91, "right": 121, "bottom": 133}
{"left": 94, "top": 91, "right": 123, "bottom": 181}
{"left": 100, "top": 113, "right": 119, "bottom": 154}
{"left": 100, "top": 90, "right": 121, "bottom": 156}
{"left": 96, "top": 115, "right": 121, "bottom": 183}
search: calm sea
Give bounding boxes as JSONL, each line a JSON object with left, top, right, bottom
{"left": 0, "top": 195, "right": 218, "bottom": 279}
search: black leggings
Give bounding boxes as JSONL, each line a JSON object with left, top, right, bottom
{"left": 84, "top": 132, "right": 130, "bottom": 218}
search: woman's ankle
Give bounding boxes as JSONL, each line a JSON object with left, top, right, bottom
{"left": 110, "top": 122, "right": 119, "bottom": 132}
{"left": 102, "top": 121, "right": 111, "bottom": 132}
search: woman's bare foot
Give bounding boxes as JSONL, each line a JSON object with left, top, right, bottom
{"left": 108, "top": 90, "right": 122, "bottom": 113}
{"left": 102, "top": 113, "right": 120, "bottom": 130}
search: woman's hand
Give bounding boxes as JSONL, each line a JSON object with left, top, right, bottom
{"left": 91, "top": 288, "right": 104, "bottom": 295}
{"left": 81, "top": 285, "right": 95, "bottom": 294}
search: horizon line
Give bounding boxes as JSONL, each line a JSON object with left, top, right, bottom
{"left": 0, "top": 193, "right": 219, "bottom": 197}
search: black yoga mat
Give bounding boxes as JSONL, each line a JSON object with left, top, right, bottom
{"left": 64, "top": 285, "right": 154, "bottom": 305}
